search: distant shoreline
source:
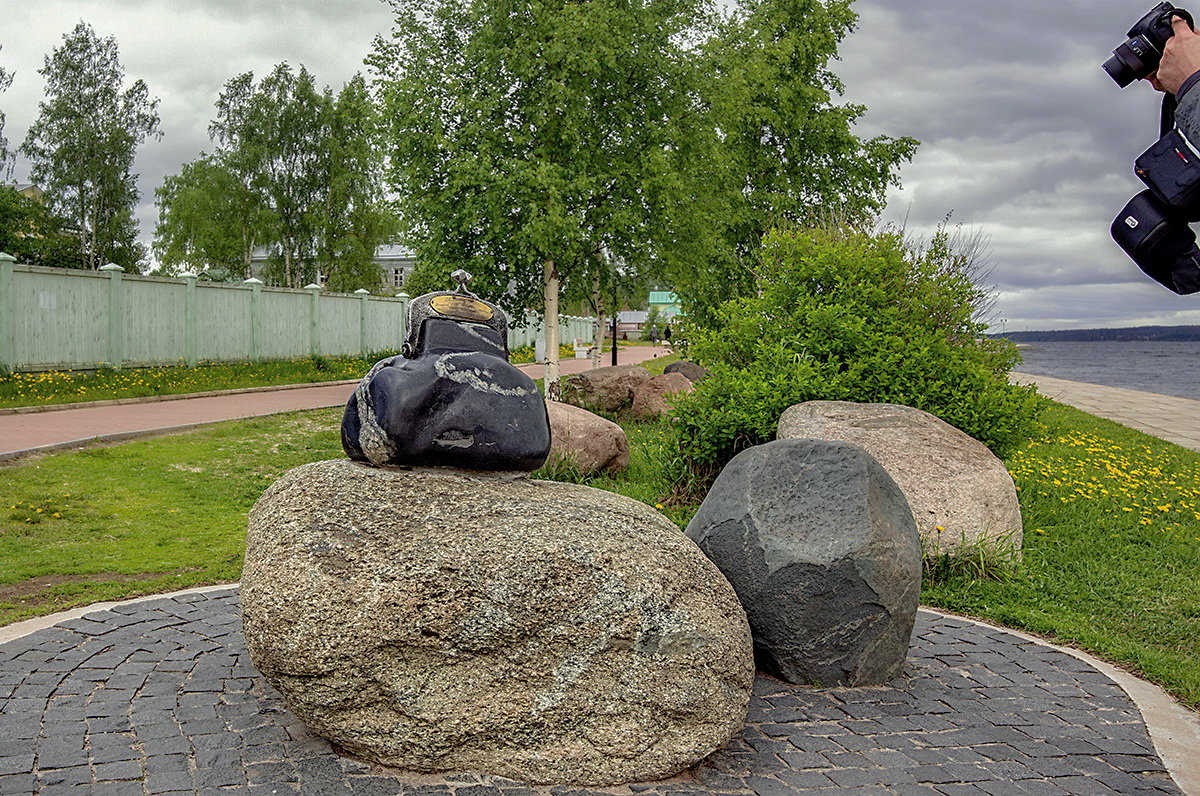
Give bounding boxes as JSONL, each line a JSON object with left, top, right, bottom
{"left": 992, "top": 325, "right": 1200, "bottom": 343}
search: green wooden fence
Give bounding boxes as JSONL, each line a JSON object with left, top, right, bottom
{"left": 0, "top": 254, "right": 594, "bottom": 372}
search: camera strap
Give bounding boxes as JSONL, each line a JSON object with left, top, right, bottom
{"left": 1162, "top": 92, "right": 1178, "bottom": 138}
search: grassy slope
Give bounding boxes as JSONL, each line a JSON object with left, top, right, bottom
{"left": 0, "top": 390, "right": 1196, "bottom": 709}
{"left": 0, "top": 410, "right": 344, "bottom": 617}
{"left": 922, "top": 401, "right": 1200, "bottom": 709}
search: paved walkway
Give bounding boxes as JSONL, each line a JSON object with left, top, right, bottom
{"left": 1010, "top": 372, "right": 1200, "bottom": 451}
{"left": 0, "top": 587, "right": 1186, "bottom": 795}
{"left": 0, "top": 347, "right": 671, "bottom": 461}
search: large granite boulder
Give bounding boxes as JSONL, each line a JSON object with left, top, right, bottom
{"left": 685, "top": 439, "right": 920, "bottom": 687}
{"left": 560, "top": 365, "right": 651, "bottom": 414}
{"left": 631, "top": 372, "right": 695, "bottom": 420}
{"left": 664, "top": 360, "right": 709, "bottom": 383}
{"left": 242, "top": 459, "right": 753, "bottom": 786}
{"left": 545, "top": 401, "right": 629, "bottom": 475}
{"left": 777, "top": 401, "right": 1022, "bottom": 559}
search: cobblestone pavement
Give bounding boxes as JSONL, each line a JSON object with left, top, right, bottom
{"left": 0, "top": 588, "right": 1181, "bottom": 795}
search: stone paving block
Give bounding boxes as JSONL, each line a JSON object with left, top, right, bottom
{"left": 0, "top": 772, "right": 36, "bottom": 795}
{"left": 37, "top": 764, "right": 91, "bottom": 787}
{"left": 0, "top": 753, "right": 36, "bottom": 777}
{"left": 888, "top": 786, "right": 954, "bottom": 796}
{"left": 143, "top": 752, "right": 190, "bottom": 774}
{"left": 140, "top": 736, "right": 192, "bottom": 756}
{"left": 91, "top": 759, "right": 141, "bottom": 781}
{"left": 145, "top": 769, "right": 196, "bottom": 793}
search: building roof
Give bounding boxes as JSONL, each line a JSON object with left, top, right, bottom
{"left": 3, "top": 183, "right": 45, "bottom": 202}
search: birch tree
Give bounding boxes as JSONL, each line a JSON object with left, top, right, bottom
{"left": 0, "top": 46, "right": 13, "bottom": 179}
{"left": 20, "top": 23, "right": 160, "bottom": 271}
{"left": 370, "top": 0, "right": 709, "bottom": 394}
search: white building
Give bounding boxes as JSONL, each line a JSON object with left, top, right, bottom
{"left": 246, "top": 244, "right": 417, "bottom": 290}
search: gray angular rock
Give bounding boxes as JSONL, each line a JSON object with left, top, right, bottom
{"left": 560, "top": 365, "right": 651, "bottom": 413}
{"left": 545, "top": 400, "right": 630, "bottom": 475}
{"left": 685, "top": 439, "right": 921, "bottom": 687}
{"left": 242, "top": 459, "right": 753, "bottom": 786}
{"left": 663, "top": 361, "right": 709, "bottom": 383}
{"left": 631, "top": 372, "right": 695, "bottom": 420}
{"left": 777, "top": 400, "right": 1022, "bottom": 559}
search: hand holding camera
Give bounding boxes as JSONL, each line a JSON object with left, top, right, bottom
{"left": 1153, "top": 15, "right": 1200, "bottom": 93}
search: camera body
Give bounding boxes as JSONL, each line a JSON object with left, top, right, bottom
{"left": 1104, "top": 2, "right": 1193, "bottom": 87}
{"left": 1107, "top": 3, "right": 1200, "bottom": 294}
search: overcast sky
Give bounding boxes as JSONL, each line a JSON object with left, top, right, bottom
{"left": 0, "top": 0, "right": 1188, "bottom": 330}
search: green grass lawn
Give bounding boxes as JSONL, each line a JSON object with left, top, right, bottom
{"left": 0, "top": 395, "right": 1196, "bottom": 710}
{"left": 0, "top": 355, "right": 390, "bottom": 409}
{"left": 0, "top": 342, "right": 660, "bottom": 409}
{"left": 922, "top": 401, "right": 1200, "bottom": 709}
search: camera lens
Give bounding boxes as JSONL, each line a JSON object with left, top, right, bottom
{"left": 1104, "top": 35, "right": 1159, "bottom": 87}
{"left": 1104, "top": 52, "right": 1140, "bottom": 87}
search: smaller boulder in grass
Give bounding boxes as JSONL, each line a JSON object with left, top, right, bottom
{"left": 777, "top": 401, "right": 1023, "bottom": 560}
{"left": 560, "top": 365, "right": 651, "bottom": 413}
{"left": 545, "top": 401, "right": 630, "bottom": 475}
{"left": 686, "top": 438, "right": 921, "bottom": 687}
{"left": 664, "top": 360, "right": 709, "bottom": 383}
{"left": 631, "top": 372, "right": 695, "bottom": 420}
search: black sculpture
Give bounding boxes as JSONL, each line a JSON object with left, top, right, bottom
{"left": 341, "top": 271, "right": 551, "bottom": 471}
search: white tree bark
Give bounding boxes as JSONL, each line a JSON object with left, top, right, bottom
{"left": 591, "top": 269, "right": 604, "bottom": 369}
{"left": 543, "top": 258, "right": 560, "bottom": 398}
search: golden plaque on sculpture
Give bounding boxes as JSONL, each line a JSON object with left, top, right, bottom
{"left": 430, "top": 294, "right": 495, "bottom": 322}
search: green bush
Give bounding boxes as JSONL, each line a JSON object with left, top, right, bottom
{"left": 668, "top": 226, "right": 1044, "bottom": 496}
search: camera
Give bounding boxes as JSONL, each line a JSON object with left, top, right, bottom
{"left": 1103, "top": 2, "right": 1194, "bottom": 87}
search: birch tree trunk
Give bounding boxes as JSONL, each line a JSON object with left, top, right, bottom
{"left": 590, "top": 269, "right": 604, "bottom": 369}
{"left": 543, "top": 258, "right": 560, "bottom": 398}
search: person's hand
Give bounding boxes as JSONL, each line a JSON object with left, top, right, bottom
{"left": 1156, "top": 15, "right": 1200, "bottom": 94}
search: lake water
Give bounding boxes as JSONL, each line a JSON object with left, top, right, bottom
{"left": 1012, "top": 341, "right": 1200, "bottom": 400}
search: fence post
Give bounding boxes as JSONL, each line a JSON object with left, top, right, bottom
{"left": 0, "top": 252, "right": 14, "bottom": 372}
{"left": 397, "top": 292, "right": 410, "bottom": 351}
{"left": 99, "top": 263, "right": 124, "bottom": 367}
{"left": 245, "top": 278, "right": 264, "bottom": 361}
{"left": 306, "top": 283, "right": 322, "bottom": 357}
{"left": 180, "top": 272, "right": 198, "bottom": 365}
{"left": 355, "top": 289, "right": 370, "bottom": 356}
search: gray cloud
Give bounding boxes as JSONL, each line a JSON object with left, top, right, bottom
{"left": 838, "top": 0, "right": 1193, "bottom": 329}
{"left": 0, "top": 0, "right": 1194, "bottom": 329}
{"left": 0, "top": 0, "right": 393, "bottom": 259}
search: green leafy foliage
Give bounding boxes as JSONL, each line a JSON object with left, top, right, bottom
{"left": 371, "top": 0, "right": 709, "bottom": 311}
{"left": 20, "top": 22, "right": 160, "bottom": 272}
{"left": 668, "top": 0, "right": 919, "bottom": 326}
{"left": 156, "top": 67, "right": 395, "bottom": 291}
{"left": 0, "top": 186, "right": 84, "bottom": 268}
{"left": 320, "top": 76, "right": 397, "bottom": 293}
{"left": 153, "top": 155, "right": 265, "bottom": 278}
{"left": 668, "top": 226, "right": 1044, "bottom": 494}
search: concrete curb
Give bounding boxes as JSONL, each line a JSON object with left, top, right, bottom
{"left": 0, "top": 378, "right": 362, "bottom": 416}
{"left": 921, "top": 608, "right": 1200, "bottom": 795}
{"left": 2, "top": 590, "right": 1194, "bottom": 793}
